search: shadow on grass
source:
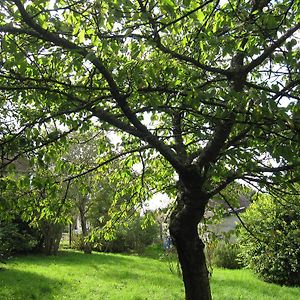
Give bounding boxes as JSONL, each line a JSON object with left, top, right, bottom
{"left": 15, "top": 250, "right": 131, "bottom": 267}
{"left": 212, "top": 273, "right": 300, "bottom": 299}
{"left": 0, "top": 268, "right": 65, "bottom": 300}
{"left": 58, "top": 250, "right": 182, "bottom": 289}
{"left": 5, "top": 250, "right": 183, "bottom": 296}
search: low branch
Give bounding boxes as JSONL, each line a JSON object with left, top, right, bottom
{"left": 208, "top": 174, "right": 240, "bottom": 197}
{"left": 56, "top": 179, "right": 72, "bottom": 219}
{"left": 0, "top": 117, "right": 90, "bottom": 170}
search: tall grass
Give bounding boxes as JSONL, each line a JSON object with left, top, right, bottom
{"left": 0, "top": 250, "right": 299, "bottom": 299}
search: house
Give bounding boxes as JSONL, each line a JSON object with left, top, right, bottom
{"left": 204, "top": 194, "right": 252, "bottom": 238}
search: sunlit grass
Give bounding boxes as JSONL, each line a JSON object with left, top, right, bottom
{"left": 212, "top": 268, "right": 300, "bottom": 300}
{"left": 0, "top": 250, "right": 299, "bottom": 299}
{"left": 0, "top": 250, "right": 183, "bottom": 300}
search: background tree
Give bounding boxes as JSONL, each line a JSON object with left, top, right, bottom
{"left": 64, "top": 131, "right": 144, "bottom": 254}
{"left": 0, "top": 141, "right": 73, "bottom": 255}
{"left": 1, "top": 1, "right": 300, "bottom": 299}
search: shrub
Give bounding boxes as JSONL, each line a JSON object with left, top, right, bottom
{"left": 71, "top": 234, "right": 86, "bottom": 251}
{"left": 238, "top": 194, "right": 300, "bottom": 286}
{"left": 94, "top": 216, "right": 159, "bottom": 253}
{"left": 212, "top": 242, "right": 243, "bottom": 269}
{"left": 0, "top": 220, "right": 38, "bottom": 259}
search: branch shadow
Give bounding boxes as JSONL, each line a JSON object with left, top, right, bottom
{"left": 18, "top": 250, "right": 131, "bottom": 267}
{"left": 0, "top": 268, "right": 66, "bottom": 300}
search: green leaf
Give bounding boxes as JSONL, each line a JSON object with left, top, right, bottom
{"left": 78, "top": 29, "right": 85, "bottom": 43}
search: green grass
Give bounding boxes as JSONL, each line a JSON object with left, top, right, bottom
{"left": 0, "top": 250, "right": 299, "bottom": 300}
{"left": 212, "top": 268, "right": 300, "bottom": 300}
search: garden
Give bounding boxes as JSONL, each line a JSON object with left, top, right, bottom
{"left": 1, "top": 0, "right": 300, "bottom": 299}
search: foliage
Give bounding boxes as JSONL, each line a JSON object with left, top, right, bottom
{"left": 65, "top": 131, "right": 162, "bottom": 254}
{"left": 200, "top": 226, "right": 242, "bottom": 271}
{"left": 1, "top": 164, "right": 71, "bottom": 255}
{"left": 70, "top": 234, "right": 86, "bottom": 252}
{"left": 2, "top": 0, "right": 300, "bottom": 215}
{"left": 141, "top": 243, "right": 165, "bottom": 259}
{"left": 211, "top": 242, "right": 243, "bottom": 270}
{"left": 37, "top": 221, "right": 65, "bottom": 255}
{"left": 199, "top": 182, "right": 252, "bottom": 271}
{"left": 238, "top": 193, "right": 300, "bottom": 286}
{"left": 94, "top": 213, "right": 160, "bottom": 253}
{"left": 0, "top": 220, "right": 38, "bottom": 260}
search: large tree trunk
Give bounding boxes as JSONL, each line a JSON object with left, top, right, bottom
{"left": 38, "top": 221, "right": 63, "bottom": 255}
{"left": 170, "top": 178, "right": 211, "bottom": 300}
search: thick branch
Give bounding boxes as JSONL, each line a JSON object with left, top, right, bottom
{"left": 197, "top": 118, "right": 234, "bottom": 168}
{"left": 7, "top": 0, "right": 184, "bottom": 172}
{"left": 172, "top": 112, "right": 187, "bottom": 162}
{"left": 245, "top": 23, "right": 300, "bottom": 72}
{"left": 0, "top": 25, "right": 40, "bottom": 38}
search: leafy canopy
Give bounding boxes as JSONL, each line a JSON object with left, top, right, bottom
{"left": 0, "top": 0, "right": 300, "bottom": 207}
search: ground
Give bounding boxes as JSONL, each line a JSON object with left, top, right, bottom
{"left": 0, "top": 250, "right": 299, "bottom": 300}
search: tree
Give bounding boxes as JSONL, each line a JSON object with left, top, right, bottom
{"left": 64, "top": 132, "right": 110, "bottom": 254}
{"left": 1, "top": 146, "right": 72, "bottom": 255}
{"left": 62, "top": 129, "right": 148, "bottom": 248}
{"left": 1, "top": 0, "right": 300, "bottom": 299}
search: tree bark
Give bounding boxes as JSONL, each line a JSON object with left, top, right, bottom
{"left": 79, "top": 205, "right": 92, "bottom": 254}
{"left": 170, "top": 177, "right": 211, "bottom": 300}
{"left": 38, "top": 221, "right": 63, "bottom": 255}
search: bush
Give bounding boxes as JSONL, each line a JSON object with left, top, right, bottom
{"left": 94, "top": 216, "right": 159, "bottom": 253}
{"left": 71, "top": 234, "right": 86, "bottom": 251}
{"left": 238, "top": 194, "right": 300, "bottom": 286}
{"left": 212, "top": 242, "right": 243, "bottom": 269}
{"left": 0, "top": 220, "right": 38, "bottom": 259}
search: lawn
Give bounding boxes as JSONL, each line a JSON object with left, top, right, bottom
{"left": 0, "top": 250, "right": 299, "bottom": 300}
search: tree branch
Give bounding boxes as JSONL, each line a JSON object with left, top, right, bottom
{"left": 10, "top": 0, "right": 184, "bottom": 173}
{"left": 159, "top": 0, "right": 213, "bottom": 31}
{"left": 245, "top": 23, "right": 300, "bottom": 72}
{"left": 63, "top": 145, "right": 151, "bottom": 182}
{"left": 0, "top": 25, "right": 41, "bottom": 38}
{"left": 251, "top": 163, "right": 300, "bottom": 173}
{"left": 208, "top": 173, "right": 240, "bottom": 197}
{"left": 137, "top": 0, "right": 230, "bottom": 76}
{"left": 197, "top": 117, "right": 235, "bottom": 168}
{"left": 218, "top": 192, "right": 264, "bottom": 245}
